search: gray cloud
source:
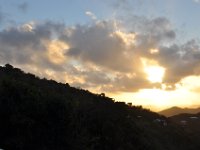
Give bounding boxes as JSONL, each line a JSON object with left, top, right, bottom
{"left": 1, "top": 16, "right": 200, "bottom": 93}
{"left": 157, "top": 40, "right": 200, "bottom": 84}
{"left": 100, "top": 74, "right": 161, "bottom": 93}
{"left": 64, "top": 21, "right": 137, "bottom": 72}
{"left": 62, "top": 17, "right": 200, "bottom": 92}
{"left": 0, "top": 21, "right": 66, "bottom": 71}
{"left": 18, "top": 2, "right": 29, "bottom": 13}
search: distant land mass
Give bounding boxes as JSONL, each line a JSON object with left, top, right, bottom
{"left": 159, "top": 106, "right": 200, "bottom": 117}
{"left": 0, "top": 64, "right": 200, "bottom": 150}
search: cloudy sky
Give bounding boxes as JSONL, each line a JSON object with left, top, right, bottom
{"left": 1, "top": 0, "right": 200, "bottom": 111}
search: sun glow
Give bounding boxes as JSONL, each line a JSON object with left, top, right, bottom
{"left": 150, "top": 48, "right": 159, "bottom": 54}
{"left": 144, "top": 66, "right": 165, "bottom": 83}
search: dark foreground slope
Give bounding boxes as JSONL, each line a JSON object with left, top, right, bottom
{"left": 0, "top": 64, "right": 198, "bottom": 150}
{"left": 169, "top": 112, "right": 200, "bottom": 147}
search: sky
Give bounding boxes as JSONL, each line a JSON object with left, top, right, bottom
{"left": 1, "top": 0, "right": 200, "bottom": 111}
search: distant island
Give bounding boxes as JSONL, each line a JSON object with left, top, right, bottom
{"left": 0, "top": 64, "right": 200, "bottom": 150}
{"left": 159, "top": 106, "right": 200, "bottom": 117}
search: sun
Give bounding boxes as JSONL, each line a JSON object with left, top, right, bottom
{"left": 144, "top": 66, "right": 165, "bottom": 83}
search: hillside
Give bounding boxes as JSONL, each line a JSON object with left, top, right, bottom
{"left": 0, "top": 64, "right": 199, "bottom": 150}
{"left": 170, "top": 113, "right": 200, "bottom": 130}
{"left": 169, "top": 112, "right": 200, "bottom": 147}
{"left": 159, "top": 106, "right": 200, "bottom": 117}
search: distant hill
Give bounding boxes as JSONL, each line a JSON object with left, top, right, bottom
{"left": 0, "top": 64, "right": 199, "bottom": 150}
{"left": 159, "top": 106, "right": 200, "bottom": 117}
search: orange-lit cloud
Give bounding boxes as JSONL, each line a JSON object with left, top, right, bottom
{"left": 47, "top": 40, "right": 69, "bottom": 64}
{"left": 0, "top": 17, "right": 200, "bottom": 98}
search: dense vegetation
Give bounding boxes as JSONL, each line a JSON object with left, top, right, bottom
{"left": 0, "top": 64, "right": 199, "bottom": 150}
{"left": 169, "top": 112, "right": 200, "bottom": 148}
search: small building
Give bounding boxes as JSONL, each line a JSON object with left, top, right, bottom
{"left": 127, "top": 102, "right": 132, "bottom": 107}
{"left": 153, "top": 118, "right": 168, "bottom": 126}
{"left": 189, "top": 116, "right": 198, "bottom": 120}
{"left": 180, "top": 120, "right": 187, "bottom": 126}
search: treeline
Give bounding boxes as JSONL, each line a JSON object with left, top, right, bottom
{"left": 0, "top": 64, "right": 198, "bottom": 150}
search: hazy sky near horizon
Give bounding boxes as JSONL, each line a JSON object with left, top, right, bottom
{"left": 1, "top": 0, "right": 200, "bottom": 110}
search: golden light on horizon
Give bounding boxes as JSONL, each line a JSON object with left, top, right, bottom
{"left": 144, "top": 66, "right": 165, "bottom": 83}
{"left": 47, "top": 40, "right": 69, "bottom": 64}
{"left": 112, "top": 86, "right": 199, "bottom": 112}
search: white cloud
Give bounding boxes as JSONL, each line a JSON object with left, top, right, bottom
{"left": 193, "top": 0, "right": 200, "bottom": 3}
{"left": 85, "top": 11, "right": 97, "bottom": 20}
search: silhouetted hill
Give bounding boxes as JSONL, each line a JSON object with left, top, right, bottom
{"left": 0, "top": 64, "right": 199, "bottom": 150}
{"left": 159, "top": 106, "right": 200, "bottom": 117}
